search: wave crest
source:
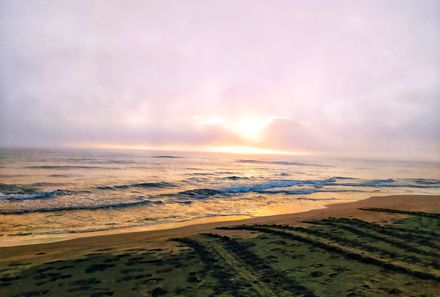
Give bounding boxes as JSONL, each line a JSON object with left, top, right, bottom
{"left": 0, "top": 189, "right": 73, "bottom": 201}
{"left": 97, "top": 182, "right": 175, "bottom": 190}
{"left": 0, "top": 198, "right": 164, "bottom": 215}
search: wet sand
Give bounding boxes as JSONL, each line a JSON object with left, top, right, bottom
{"left": 1, "top": 194, "right": 439, "bottom": 264}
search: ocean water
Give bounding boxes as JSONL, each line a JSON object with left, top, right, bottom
{"left": 1, "top": 148, "right": 439, "bottom": 246}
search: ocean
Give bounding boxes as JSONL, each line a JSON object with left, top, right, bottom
{"left": 1, "top": 148, "right": 439, "bottom": 246}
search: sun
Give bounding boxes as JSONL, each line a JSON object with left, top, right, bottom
{"left": 231, "top": 117, "right": 270, "bottom": 141}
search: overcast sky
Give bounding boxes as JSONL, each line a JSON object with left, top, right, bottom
{"left": 1, "top": 0, "right": 439, "bottom": 160}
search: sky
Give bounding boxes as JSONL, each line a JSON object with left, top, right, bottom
{"left": 1, "top": 0, "right": 439, "bottom": 160}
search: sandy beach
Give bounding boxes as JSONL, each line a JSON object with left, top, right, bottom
{"left": 1, "top": 194, "right": 440, "bottom": 297}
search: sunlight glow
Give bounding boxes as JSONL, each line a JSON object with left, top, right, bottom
{"left": 194, "top": 115, "right": 281, "bottom": 142}
{"left": 205, "top": 145, "right": 302, "bottom": 155}
{"left": 74, "top": 143, "right": 306, "bottom": 156}
{"left": 230, "top": 117, "right": 269, "bottom": 141}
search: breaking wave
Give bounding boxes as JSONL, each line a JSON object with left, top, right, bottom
{"left": 0, "top": 189, "right": 73, "bottom": 201}
{"left": 1, "top": 177, "right": 439, "bottom": 215}
{"left": 0, "top": 199, "right": 164, "bottom": 215}
{"left": 96, "top": 182, "right": 175, "bottom": 190}
{"left": 174, "top": 177, "right": 440, "bottom": 199}
{"left": 177, "top": 189, "right": 223, "bottom": 199}
{"left": 0, "top": 183, "right": 74, "bottom": 201}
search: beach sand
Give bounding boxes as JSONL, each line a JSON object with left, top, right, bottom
{"left": 0, "top": 195, "right": 440, "bottom": 297}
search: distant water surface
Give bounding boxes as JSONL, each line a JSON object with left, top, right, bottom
{"left": 0, "top": 148, "right": 439, "bottom": 245}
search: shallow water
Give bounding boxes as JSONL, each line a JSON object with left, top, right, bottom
{"left": 0, "top": 148, "right": 439, "bottom": 245}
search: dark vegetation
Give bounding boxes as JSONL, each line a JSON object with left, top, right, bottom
{"left": 1, "top": 208, "right": 440, "bottom": 296}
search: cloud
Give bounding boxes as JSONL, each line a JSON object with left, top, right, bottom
{"left": 0, "top": 0, "right": 439, "bottom": 160}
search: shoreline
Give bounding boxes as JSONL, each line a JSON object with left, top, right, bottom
{"left": 0, "top": 215, "right": 252, "bottom": 248}
{"left": 1, "top": 194, "right": 439, "bottom": 262}
{"left": 0, "top": 195, "right": 363, "bottom": 248}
